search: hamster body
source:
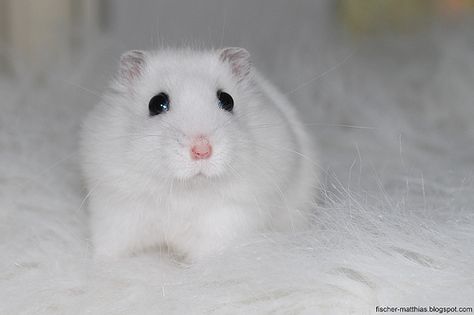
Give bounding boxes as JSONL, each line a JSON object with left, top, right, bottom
{"left": 80, "top": 47, "right": 318, "bottom": 260}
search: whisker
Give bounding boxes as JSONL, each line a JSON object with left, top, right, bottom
{"left": 64, "top": 79, "right": 103, "bottom": 99}
{"left": 234, "top": 154, "right": 298, "bottom": 231}
{"left": 224, "top": 161, "right": 268, "bottom": 223}
{"left": 74, "top": 179, "right": 103, "bottom": 215}
{"left": 219, "top": 5, "right": 228, "bottom": 48}
{"left": 301, "top": 122, "right": 376, "bottom": 130}
{"left": 212, "top": 110, "right": 255, "bottom": 133}
{"left": 245, "top": 121, "right": 376, "bottom": 131}
{"left": 16, "top": 151, "right": 79, "bottom": 189}
{"left": 236, "top": 138, "right": 357, "bottom": 203}
{"left": 285, "top": 50, "right": 357, "bottom": 96}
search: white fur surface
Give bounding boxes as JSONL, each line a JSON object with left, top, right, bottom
{"left": 1, "top": 20, "right": 474, "bottom": 315}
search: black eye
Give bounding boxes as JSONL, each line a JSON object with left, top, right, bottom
{"left": 217, "top": 90, "right": 234, "bottom": 112}
{"left": 149, "top": 92, "right": 170, "bottom": 116}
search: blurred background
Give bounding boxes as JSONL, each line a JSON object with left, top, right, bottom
{"left": 1, "top": 0, "right": 474, "bottom": 78}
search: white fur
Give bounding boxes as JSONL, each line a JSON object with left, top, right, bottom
{"left": 2, "top": 14, "right": 474, "bottom": 315}
{"left": 80, "top": 48, "right": 318, "bottom": 260}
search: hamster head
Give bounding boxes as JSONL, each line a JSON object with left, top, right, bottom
{"left": 107, "top": 48, "right": 259, "bottom": 183}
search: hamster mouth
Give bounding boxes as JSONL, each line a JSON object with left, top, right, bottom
{"left": 177, "top": 170, "right": 215, "bottom": 184}
{"left": 195, "top": 172, "right": 208, "bottom": 178}
{"left": 193, "top": 168, "right": 218, "bottom": 179}
{"left": 173, "top": 153, "right": 227, "bottom": 181}
{"left": 180, "top": 162, "right": 223, "bottom": 181}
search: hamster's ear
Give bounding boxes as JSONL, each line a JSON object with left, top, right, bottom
{"left": 218, "top": 47, "right": 251, "bottom": 80}
{"left": 118, "top": 50, "right": 147, "bottom": 82}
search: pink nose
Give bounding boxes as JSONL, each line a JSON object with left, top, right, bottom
{"left": 191, "top": 137, "right": 212, "bottom": 160}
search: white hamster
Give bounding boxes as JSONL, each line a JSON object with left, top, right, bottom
{"left": 80, "top": 47, "right": 319, "bottom": 260}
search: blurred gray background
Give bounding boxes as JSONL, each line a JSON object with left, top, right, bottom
{"left": 3, "top": 0, "right": 472, "bottom": 81}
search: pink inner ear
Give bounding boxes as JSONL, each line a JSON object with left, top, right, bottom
{"left": 120, "top": 50, "right": 146, "bottom": 81}
{"left": 219, "top": 47, "right": 251, "bottom": 80}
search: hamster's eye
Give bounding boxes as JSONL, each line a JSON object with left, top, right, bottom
{"left": 149, "top": 92, "right": 170, "bottom": 116}
{"left": 217, "top": 90, "right": 234, "bottom": 112}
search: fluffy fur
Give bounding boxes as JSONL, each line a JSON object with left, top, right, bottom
{"left": 80, "top": 48, "right": 318, "bottom": 260}
{"left": 1, "top": 15, "right": 474, "bottom": 315}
